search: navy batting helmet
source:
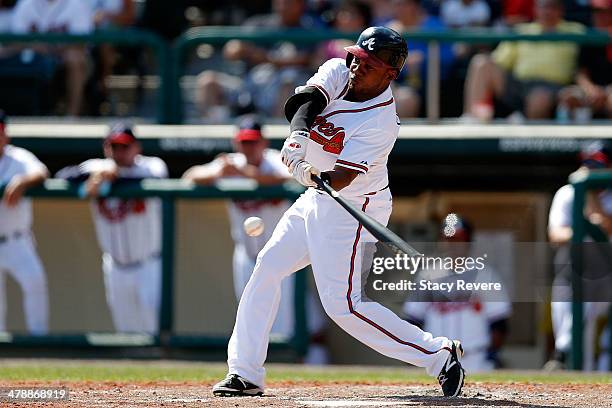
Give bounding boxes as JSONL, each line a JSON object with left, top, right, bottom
{"left": 344, "top": 26, "right": 408, "bottom": 71}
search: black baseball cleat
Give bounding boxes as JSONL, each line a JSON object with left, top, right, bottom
{"left": 437, "top": 340, "right": 465, "bottom": 397}
{"left": 212, "top": 373, "right": 263, "bottom": 397}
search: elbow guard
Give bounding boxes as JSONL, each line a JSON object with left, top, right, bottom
{"left": 284, "top": 86, "right": 327, "bottom": 123}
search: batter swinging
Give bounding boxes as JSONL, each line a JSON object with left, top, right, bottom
{"left": 213, "top": 26, "right": 465, "bottom": 397}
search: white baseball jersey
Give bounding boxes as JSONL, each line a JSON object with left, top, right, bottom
{"left": 0, "top": 145, "right": 48, "bottom": 236}
{"left": 0, "top": 145, "right": 49, "bottom": 335}
{"left": 12, "top": 0, "right": 93, "bottom": 34}
{"left": 441, "top": 0, "right": 491, "bottom": 28}
{"left": 549, "top": 184, "right": 612, "bottom": 233}
{"left": 302, "top": 58, "right": 399, "bottom": 197}
{"left": 80, "top": 155, "right": 167, "bottom": 265}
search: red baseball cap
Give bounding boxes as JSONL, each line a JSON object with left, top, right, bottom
{"left": 591, "top": 0, "right": 611, "bottom": 10}
{"left": 234, "top": 117, "right": 264, "bottom": 142}
{"left": 106, "top": 125, "right": 136, "bottom": 145}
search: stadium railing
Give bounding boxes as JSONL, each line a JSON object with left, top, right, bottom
{"left": 1, "top": 27, "right": 609, "bottom": 124}
{"left": 170, "top": 27, "right": 612, "bottom": 124}
{"left": 0, "top": 179, "right": 309, "bottom": 356}
{"left": 569, "top": 170, "right": 612, "bottom": 371}
{"left": 0, "top": 29, "right": 170, "bottom": 123}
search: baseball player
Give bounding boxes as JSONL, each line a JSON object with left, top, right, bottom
{"left": 183, "top": 117, "right": 330, "bottom": 363}
{"left": 213, "top": 27, "right": 465, "bottom": 397}
{"left": 0, "top": 110, "right": 50, "bottom": 335}
{"left": 56, "top": 125, "right": 168, "bottom": 334}
{"left": 183, "top": 118, "right": 295, "bottom": 337}
{"left": 547, "top": 141, "right": 611, "bottom": 370}
{"left": 403, "top": 216, "right": 511, "bottom": 373}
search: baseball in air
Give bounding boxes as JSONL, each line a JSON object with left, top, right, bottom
{"left": 244, "top": 217, "right": 265, "bottom": 237}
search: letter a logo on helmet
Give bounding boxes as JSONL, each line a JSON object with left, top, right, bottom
{"left": 361, "top": 38, "right": 376, "bottom": 51}
{"left": 345, "top": 26, "right": 408, "bottom": 71}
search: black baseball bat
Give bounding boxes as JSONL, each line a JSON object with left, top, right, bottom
{"left": 311, "top": 174, "right": 422, "bottom": 257}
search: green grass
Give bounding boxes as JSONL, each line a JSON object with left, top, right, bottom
{"left": 0, "top": 360, "right": 610, "bottom": 384}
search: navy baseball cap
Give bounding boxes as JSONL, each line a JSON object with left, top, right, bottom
{"left": 106, "top": 124, "right": 137, "bottom": 145}
{"left": 235, "top": 116, "right": 264, "bottom": 142}
{"left": 580, "top": 140, "right": 611, "bottom": 169}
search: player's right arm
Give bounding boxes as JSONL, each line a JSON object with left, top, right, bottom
{"left": 2, "top": 148, "right": 49, "bottom": 207}
{"left": 182, "top": 157, "right": 227, "bottom": 185}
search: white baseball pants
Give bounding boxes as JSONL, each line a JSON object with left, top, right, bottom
{"left": 227, "top": 188, "right": 452, "bottom": 388}
{"left": 233, "top": 243, "right": 295, "bottom": 339}
{"left": 0, "top": 233, "right": 49, "bottom": 335}
{"left": 102, "top": 254, "right": 161, "bottom": 334}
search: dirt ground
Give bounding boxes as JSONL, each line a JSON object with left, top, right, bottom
{"left": 1, "top": 381, "right": 611, "bottom": 408}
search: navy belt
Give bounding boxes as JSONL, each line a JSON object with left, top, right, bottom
{"left": 113, "top": 253, "right": 161, "bottom": 269}
{"left": 315, "top": 184, "right": 389, "bottom": 196}
{"left": 0, "top": 231, "right": 25, "bottom": 245}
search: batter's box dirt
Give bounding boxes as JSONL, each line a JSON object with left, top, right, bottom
{"left": 1, "top": 382, "right": 611, "bottom": 408}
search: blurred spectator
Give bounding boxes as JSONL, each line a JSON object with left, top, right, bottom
{"left": 88, "top": 0, "right": 136, "bottom": 116}
{"left": 366, "top": 0, "right": 394, "bottom": 25}
{"left": 196, "top": 0, "right": 318, "bottom": 122}
{"left": 0, "top": 110, "right": 50, "bottom": 335}
{"left": 558, "top": 0, "right": 612, "bottom": 121}
{"left": 441, "top": 0, "right": 492, "bottom": 28}
{"left": 56, "top": 124, "right": 168, "bottom": 334}
{"left": 502, "top": 0, "right": 535, "bottom": 25}
{"left": 137, "top": 0, "right": 197, "bottom": 41}
{"left": 182, "top": 116, "right": 330, "bottom": 364}
{"left": 10, "top": 0, "right": 93, "bottom": 116}
{"left": 402, "top": 215, "right": 511, "bottom": 372}
{"left": 387, "top": 0, "right": 455, "bottom": 117}
{"left": 314, "top": 0, "right": 371, "bottom": 65}
{"left": 462, "top": 0, "right": 584, "bottom": 121}
{"left": 90, "top": 0, "right": 134, "bottom": 27}
{"left": 546, "top": 141, "right": 612, "bottom": 370}
{"left": 0, "top": 0, "right": 15, "bottom": 31}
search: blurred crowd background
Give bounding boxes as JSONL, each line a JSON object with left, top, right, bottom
{"left": 0, "top": 0, "right": 609, "bottom": 123}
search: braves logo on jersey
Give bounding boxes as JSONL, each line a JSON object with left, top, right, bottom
{"left": 309, "top": 116, "right": 345, "bottom": 155}
{"left": 97, "top": 198, "right": 147, "bottom": 222}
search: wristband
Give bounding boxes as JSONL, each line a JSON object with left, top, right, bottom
{"left": 290, "top": 130, "right": 310, "bottom": 138}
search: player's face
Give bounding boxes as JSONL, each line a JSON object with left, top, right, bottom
{"left": 348, "top": 56, "right": 396, "bottom": 95}
{"left": 107, "top": 142, "right": 140, "bottom": 167}
{"left": 234, "top": 139, "right": 267, "bottom": 166}
{"left": 0, "top": 125, "right": 7, "bottom": 156}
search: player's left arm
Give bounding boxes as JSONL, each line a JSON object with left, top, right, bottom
{"left": 2, "top": 159, "right": 49, "bottom": 207}
{"left": 320, "top": 166, "right": 360, "bottom": 191}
